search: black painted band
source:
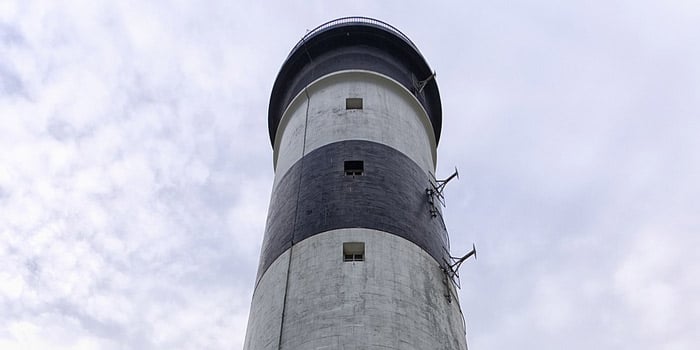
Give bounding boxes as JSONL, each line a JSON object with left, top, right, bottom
{"left": 256, "top": 140, "right": 449, "bottom": 282}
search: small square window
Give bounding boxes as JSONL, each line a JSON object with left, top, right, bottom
{"left": 344, "top": 160, "right": 364, "bottom": 176}
{"left": 343, "top": 242, "right": 365, "bottom": 262}
{"left": 346, "top": 98, "right": 363, "bottom": 110}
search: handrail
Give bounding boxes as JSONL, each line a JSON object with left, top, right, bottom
{"left": 288, "top": 16, "right": 420, "bottom": 58}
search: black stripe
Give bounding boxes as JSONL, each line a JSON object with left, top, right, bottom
{"left": 256, "top": 140, "right": 449, "bottom": 282}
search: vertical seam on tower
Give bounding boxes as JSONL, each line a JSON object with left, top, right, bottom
{"left": 276, "top": 88, "right": 311, "bottom": 350}
{"left": 275, "top": 29, "right": 313, "bottom": 345}
{"left": 275, "top": 247, "right": 293, "bottom": 349}
{"left": 294, "top": 88, "right": 312, "bottom": 243}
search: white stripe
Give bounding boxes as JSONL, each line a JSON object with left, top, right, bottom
{"left": 272, "top": 70, "right": 437, "bottom": 187}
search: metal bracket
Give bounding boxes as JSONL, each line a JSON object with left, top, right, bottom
{"left": 443, "top": 243, "right": 477, "bottom": 289}
{"left": 440, "top": 243, "right": 476, "bottom": 303}
{"left": 414, "top": 71, "right": 436, "bottom": 94}
{"left": 426, "top": 167, "right": 459, "bottom": 217}
{"left": 441, "top": 266, "right": 453, "bottom": 303}
{"left": 450, "top": 243, "right": 477, "bottom": 272}
{"left": 441, "top": 251, "right": 472, "bottom": 333}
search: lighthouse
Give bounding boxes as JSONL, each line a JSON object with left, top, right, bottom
{"left": 243, "top": 17, "right": 468, "bottom": 350}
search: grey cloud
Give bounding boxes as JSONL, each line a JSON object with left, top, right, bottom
{"left": 0, "top": 22, "right": 24, "bottom": 46}
{"left": 0, "top": 64, "right": 24, "bottom": 96}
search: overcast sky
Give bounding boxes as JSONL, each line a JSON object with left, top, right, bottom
{"left": 1, "top": 1, "right": 699, "bottom": 349}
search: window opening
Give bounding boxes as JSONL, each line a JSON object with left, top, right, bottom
{"left": 344, "top": 160, "right": 364, "bottom": 176}
{"left": 343, "top": 242, "right": 365, "bottom": 262}
{"left": 346, "top": 98, "right": 363, "bottom": 110}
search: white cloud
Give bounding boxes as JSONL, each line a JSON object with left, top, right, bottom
{"left": 614, "top": 226, "right": 700, "bottom": 344}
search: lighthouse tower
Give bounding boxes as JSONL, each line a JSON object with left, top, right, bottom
{"left": 243, "top": 17, "right": 467, "bottom": 350}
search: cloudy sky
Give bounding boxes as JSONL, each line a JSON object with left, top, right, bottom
{"left": 1, "top": 0, "right": 698, "bottom": 349}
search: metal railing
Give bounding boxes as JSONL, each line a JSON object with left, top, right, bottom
{"left": 288, "top": 16, "right": 420, "bottom": 58}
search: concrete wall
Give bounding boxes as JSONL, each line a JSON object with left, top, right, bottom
{"left": 242, "top": 249, "right": 289, "bottom": 350}
{"left": 244, "top": 229, "right": 467, "bottom": 350}
{"left": 272, "top": 71, "right": 437, "bottom": 187}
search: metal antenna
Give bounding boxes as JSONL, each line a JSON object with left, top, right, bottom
{"left": 441, "top": 243, "right": 477, "bottom": 289}
{"left": 427, "top": 167, "right": 459, "bottom": 214}
{"left": 450, "top": 243, "right": 477, "bottom": 272}
{"left": 434, "top": 167, "right": 459, "bottom": 195}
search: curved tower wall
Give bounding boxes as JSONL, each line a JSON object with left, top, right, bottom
{"left": 244, "top": 18, "right": 467, "bottom": 350}
{"left": 273, "top": 71, "right": 438, "bottom": 184}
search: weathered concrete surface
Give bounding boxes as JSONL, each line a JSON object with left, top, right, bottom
{"left": 242, "top": 249, "right": 290, "bottom": 350}
{"left": 244, "top": 229, "right": 467, "bottom": 350}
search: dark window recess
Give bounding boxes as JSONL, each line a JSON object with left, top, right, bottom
{"left": 343, "top": 242, "right": 365, "bottom": 262}
{"left": 344, "top": 160, "right": 364, "bottom": 176}
{"left": 346, "top": 98, "right": 363, "bottom": 110}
